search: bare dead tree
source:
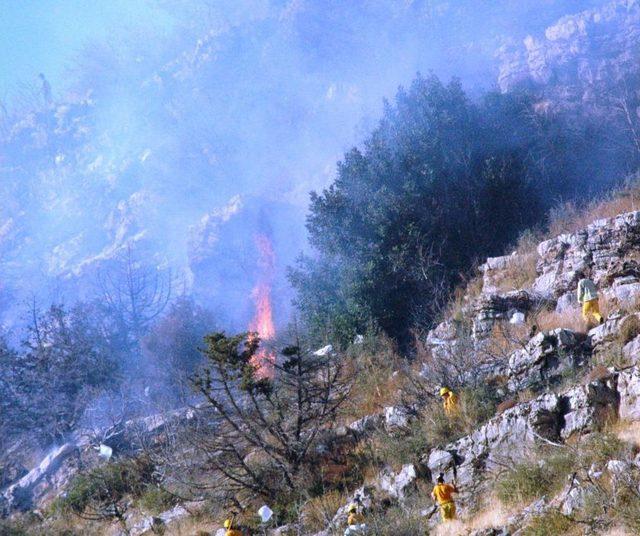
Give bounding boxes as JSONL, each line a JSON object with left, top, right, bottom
{"left": 97, "top": 245, "right": 172, "bottom": 347}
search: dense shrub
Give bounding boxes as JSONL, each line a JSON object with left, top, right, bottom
{"left": 291, "top": 73, "right": 634, "bottom": 347}
{"left": 57, "top": 457, "right": 155, "bottom": 521}
{"left": 137, "top": 485, "right": 177, "bottom": 515}
{"left": 142, "top": 296, "right": 217, "bottom": 385}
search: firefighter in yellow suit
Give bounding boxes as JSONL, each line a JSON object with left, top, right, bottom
{"left": 440, "top": 387, "right": 459, "bottom": 416}
{"left": 431, "top": 473, "right": 458, "bottom": 521}
{"left": 577, "top": 273, "right": 604, "bottom": 326}
{"left": 224, "top": 517, "right": 243, "bottom": 536}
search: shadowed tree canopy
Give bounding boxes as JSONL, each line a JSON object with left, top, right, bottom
{"left": 291, "top": 74, "right": 631, "bottom": 347}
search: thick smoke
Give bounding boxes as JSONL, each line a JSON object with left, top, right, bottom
{"left": 0, "top": 0, "right": 614, "bottom": 335}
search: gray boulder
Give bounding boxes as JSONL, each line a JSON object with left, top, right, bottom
{"left": 618, "top": 368, "right": 640, "bottom": 421}
{"left": 560, "top": 375, "right": 619, "bottom": 439}
{"left": 507, "top": 329, "right": 589, "bottom": 393}
{"left": 375, "top": 464, "right": 418, "bottom": 501}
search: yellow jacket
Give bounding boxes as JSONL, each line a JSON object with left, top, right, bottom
{"left": 348, "top": 512, "right": 365, "bottom": 525}
{"left": 432, "top": 483, "right": 457, "bottom": 505}
{"left": 443, "top": 392, "right": 459, "bottom": 415}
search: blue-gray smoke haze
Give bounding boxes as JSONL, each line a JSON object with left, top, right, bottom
{"left": 0, "top": 0, "right": 612, "bottom": 333}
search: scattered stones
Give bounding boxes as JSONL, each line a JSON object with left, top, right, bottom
{"left": 375, "top": 464, "right": 418, "bottom": 501}
{"left": 383, "top": 405, "right": 412, "bottom": 431}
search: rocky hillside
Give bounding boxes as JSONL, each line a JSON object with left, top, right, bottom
{"left": 6, "top": 191, "right": 640, "bottom": 535}
{"left": 498, "top": 0, "right": 640, "bottom": 98}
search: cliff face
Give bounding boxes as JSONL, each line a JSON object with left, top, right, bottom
{"left": 498, "top": 0, "right": 640, "bottom": 107}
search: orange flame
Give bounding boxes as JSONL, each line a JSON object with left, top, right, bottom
{"left": 249, "top": 233, "right": 276, "bottom": 378}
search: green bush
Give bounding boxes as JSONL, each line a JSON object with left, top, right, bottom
{"left": 496, "top": 449, "right": 573, "bottom": 506}
{"left": 368, "top": 418, "right": 433, "bottom": 468}
{"left": 578, "top": 433, "right": 628, "bottom": 466}
{"left": 0, "top": 519, "right": 27, "bottom": 536}
{"left": 137, "top": 485, "right": 177, "bottom": 515}
{"left": 57, "top": 456, "right": 155, "bottom": 518}
{"left": 611, "top": 481, "right": 640, "bottom": 533}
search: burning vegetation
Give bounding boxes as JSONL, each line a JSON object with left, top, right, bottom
{"left": 249, "top": 233, "right": 277, "bottom": 379}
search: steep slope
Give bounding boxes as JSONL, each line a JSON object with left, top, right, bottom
{"left": 8, "top": 194, "right": 640, "bottom": 535}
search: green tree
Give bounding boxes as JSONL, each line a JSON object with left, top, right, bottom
{"left": 291, "top": 74, "right": 618, "bottom": 347}
{"left": 190, "top": 330, "right": 351, "bottom": 503}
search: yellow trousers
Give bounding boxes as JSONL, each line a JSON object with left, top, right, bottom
{"left": 582, "top": 299, "right": 603, "bottom": 325}
{"left": 440, "top": 502, "right": 456, "bottom": 521}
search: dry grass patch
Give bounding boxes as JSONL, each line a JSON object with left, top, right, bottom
{"left": 161, "top": 516, "right": 220, "bottom": 536}
{"left": 613, "top": 420, "right": 640, "bottom": 449}
{"left": 602, "top": 527, "right": 636, "bottom": 536}
{"left": 490, "top": 231, "right": 541, "bottom": 293}
{"left": 455, "top": 500, "right": 518, "bottom": 535}
{"left": 619, "top": 315, "right": 640, "bottom": 345}
{"left": 527, "top": 307, "right": 587, "bottom": 334}
{"left": 433, "top": 519, "right": 466, "bottom": 536}
{"left": 549, "top": 180, "right": 640, "bottom": 237}
{"left": 584, "top": 364, "right": 612, "bottom": 385}
{"left": 341, "top": 334, "right": 404, "bottom": 421}
{"left": 481, "top": 322, "right": 532, "bottom": 363}
{"left": 497, "top": 398, "right": 518, "bottom": 414}
{"left": 491, "top": 252, "right": 538, "bottom": 292}
{"left": 445, "top": 270, "right": 484, "bottom": 323}
{"left": 300, "top": 490, "right": 348, "bottom": 533}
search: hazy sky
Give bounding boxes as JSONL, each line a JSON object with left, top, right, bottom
{"left": 0, "top": 0, "right": 613, "bottom": 330}
{"left": 0, "top": 0, "right": 175, "bottom": 98}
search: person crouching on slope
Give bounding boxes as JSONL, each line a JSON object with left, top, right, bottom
{"left": 223, "top": 516, "right": 244, "bottom": 536}
{"left": 440, "top": 387, "right": 459, "bottom": 417}
{"left": 344, "top": 504, "right": 367, "bottom": 535}
{"left": 577, "top": 269, "right": 604, "bottom": 326}
{"left": 431, "top": 473, "right": 458, "bottom": 522}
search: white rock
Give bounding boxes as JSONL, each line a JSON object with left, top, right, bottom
{"left": 623, "top": 336, "right": 640, "bottom": 363}
{"left": 376, "top": 464, "right": 417, "bottom": 500}
{"left": 618, "top": 369, "right": 640, "bottom": 421}
{"left": 313, "top": 344, "right": 333, "bottom": 356}
{"left": 613, "top": 283, "right": 640, "bottom": 309}
{"left": 259, "top": 504, "right": 273, "bottom": 523}
{"left": 555, "top": 292, "right": 577, "bottom": 313}
{"left": 383, "top": 406, "right": 410, "bottom": 430}
{"left": 606, "top": 459, "right": 630, "bottom": 476}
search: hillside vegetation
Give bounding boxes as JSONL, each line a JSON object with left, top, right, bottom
{"left": 5, "top": 175, "right": 640, "bottom": 536}
{"left": 6, "top": 2, "right": 640, "bottom": 534}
